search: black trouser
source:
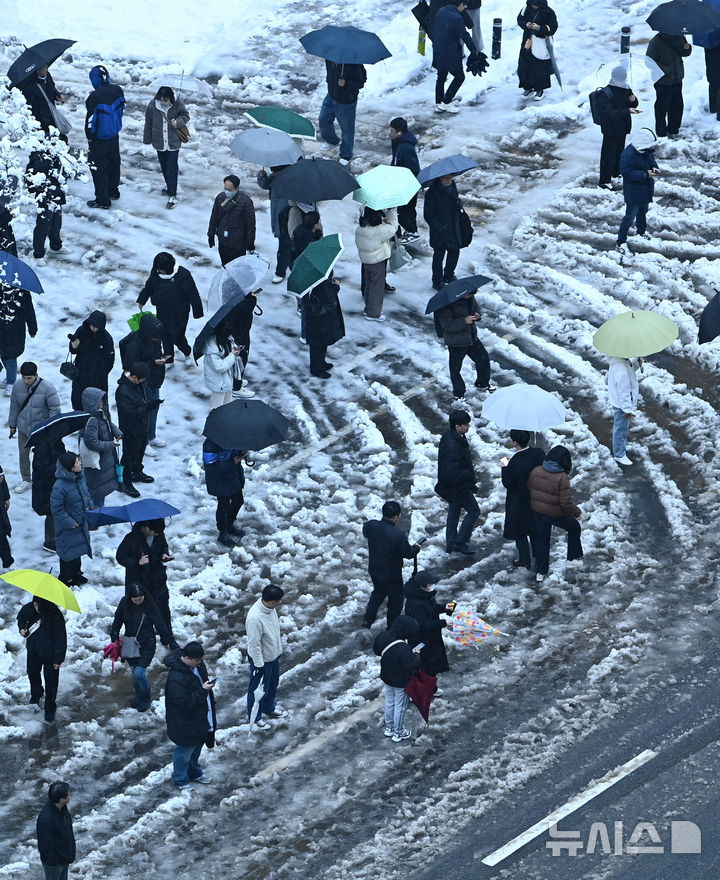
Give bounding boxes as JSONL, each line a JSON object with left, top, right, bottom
{"left": 515, "top": 535, "right": 534, "bottom": 567}
{"left": 309, "top": 343, "right": 329, "bottom": 374}
{"left": 599, "top": 133, "right": 626, "bottom": 184}
{"left": 363, "top": 576, "right": 404, "bottom": 628}
{"left": 275, "top": 207, "right": 294, "bottom": 276}
{"left": 398, "top": 194, "right": 418, "bottom": 233}
{"left": 654, "top": 82, "right": 684, "bottom": 136}
{"left": 157, "top": 149, "right": 178, "bottom": 196}
{"left": 0, "top": 210, "right": 16, "bottom": 256}
{"left": 44, "top": 516, "right": 55, "bottom": 548}
{"left": 216, "top": 491, "right": 244, "bottom": 532}
{"left": 431, "top": 247, "right": 459, "bottom": 285}
{"left": 32, "top": 210, "right": 62, "bottom": 257}
{"left": 28, "top": 653, "right": 59, "bottom": 715}
{"left": 88, "top": 136, "right": 120, "bottom": 205}
{"left": 448, "top": 339, "right": 490, "bottom": 397}
{"left": 162, "top": 326, "right": 191, "bottom": 359}
{"left": 0, "top": 532, "right": 11, "bottom": 566}
{"left": 435, "top": 69, "right": 465, "bottom": 104}
{"left": 121, "top": 429, "right": 148, "bottom": 480}
{"left": 148, "top": 585, "right": 172, "bottom": 632}
{"left": 59, "top": 557, "right": 81, "bottom": 584}
{"left": 218, "top": 245, "right": 246, "bottom": 267}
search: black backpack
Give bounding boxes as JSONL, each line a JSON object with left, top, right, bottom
{"left": 589, "top": 86, "right": 612, "bottom": 126}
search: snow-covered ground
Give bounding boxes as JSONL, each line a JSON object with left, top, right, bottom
{"left": 1, "top": 0, "right": 720, "bottom": 876}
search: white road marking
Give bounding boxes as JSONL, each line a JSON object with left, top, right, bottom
{"left": 481, "top": 748, "right": 658, "bottom": 867}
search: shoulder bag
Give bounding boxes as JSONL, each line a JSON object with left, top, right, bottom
{"left": 120, "top": 612, "right": 145, "bottom": 659}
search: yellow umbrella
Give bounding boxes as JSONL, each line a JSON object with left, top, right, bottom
{"left": 0, "top": 569, "right": 82, "bottom": 613}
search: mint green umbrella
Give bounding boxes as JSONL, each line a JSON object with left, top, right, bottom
{"left": 593, "top": 310, "right": 678, "bottom": 357}
{"left": 287, "top": 234, "right": 344, "bottom": 296}
{"left": 244, "top": 106, "right": 316, "bottom": 140}
{"left": 352, "top": 165, "right": 421, "bottom": 210}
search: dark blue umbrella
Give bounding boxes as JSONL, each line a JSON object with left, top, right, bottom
{"left": 7, "top": 39, "right": 76, "bottom": 87}
{"left": 0, "top": 251, "right": 43, "bottom": 293}
{"left": 203, "top": 399, "right": 290, "bottom": 451}
{"left": 647, "top": 0, "right": 720, "bottom": 35}
{"left": 299, "top": 26, "right": 391, "bottom": 64}
{"left": 698, "top": 291, "right": 720, "bottom": 344}
{"left": 692, "top": 0, "right": 720, "bottom": 46}
{"left": 425, "top": 275, "right": 493, "bottom": 314}
{"left": 24, "top": 411, "right": 90, "bottom": 448}
{"left": 85, "top": 498, "right": 181, "bottom": 528}
{"left": 269, "top": 157, "right": 358, "bottom": 202}
{"left": 418, "top": 154, "right": 479, "bottom": 186}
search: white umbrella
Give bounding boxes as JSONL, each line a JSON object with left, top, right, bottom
{"left": 481, "top": 384, "right": 567, "bottom": 432}
{"left": 579, "top": 54, "right": 664, "bottom": 94}
{"left": 207, "top": 254, "right": 270, "bottom": 313}
{"left": 150, "top": 73, "right": 213, "bottom": 98}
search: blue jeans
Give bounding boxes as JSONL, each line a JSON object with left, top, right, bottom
{"left": 172, "top": 742, "right": 204, "bottom": 786}
{"left": 612, "top": 408, "right": 630, "bottom": 458}
{"left": 147, "top": 386, "right": 161, "bottom": 442}
{"left": 446, "top": 489, "right": 480, "bottom": 549}
{"left": 617, "top": 202, "right": 648, "bottom": 244}
{"left": 133, "top": 665, "right": 151, "bottom": 703}
{"left": 318, "top": 94, "right": 357, "bottom": 160}
{"left": 3, "top": 357, "right": 17, "bottom": 386}
{"left": 532, "top": 512, "right": 583, "bottom": 575}
{"left": 247, "top": 657, "right": 280, "bottom": 721}
{"left": 384, "top": 684, "right": 409, "bottom": 733}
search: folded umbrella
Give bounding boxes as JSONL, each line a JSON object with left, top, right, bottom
{"left": 0, "top": 251, "right": 43, "bottom": 293}
{"left": 269, "top": 157, "right": 358, "bottom": 202}
{"left": 353, "top": 165, "right": 421, "bottom": 211}
{"left": 102, "top": 639, "right": 123, "bottom": 672}
{"left": 244, "top": 106, "right": 316, "bottom": 139}
{"left": 481, "top": 384, "right": 567, "bottom": 432}
{"left": 1, "top": 569, "right": 81, "bottom": 613}
{"left": 593, "top": 310, "right": 679, "bottom": 357}
{"left": 300, "top": 25, "right": 392, "bottom": 64}
{"left": 404, "top": 669, "right": 437, "bottom": 723}
{"left": 207, "top": 254, "right": 269, "bottom": 314}
{"left": 418, "top": 154, "right": 479, "bottom": 186}
{"left": 24, "top": 410, "right": 90, "bottom": 449}
{"left": 7, "top": 39, "right": 75, "bottom": 87}
{"left": 193, "top": 293, "right": 254, "bottom": 362}
{"left": 230, "top": 129, "right": 302, "bottom": 168}
{"left": 149, "top": 72, "right": 213, "bottom": 98}
{"left": 84, "top": 498, "right": 181, "bottom": 528}
{"left": 425, "top": 274, "right": 493, "bottom": 314}
{"left": 698, "top": 291, "right": 720, "bottom": 344}
{"left": 203, "top": 399, "right": 290, "bottom": 451}
{"left": 647, "top": 0, "right": 720, "bottom": 34}
{"left": 287, "top": 233, "right": 344, "bottom": 296}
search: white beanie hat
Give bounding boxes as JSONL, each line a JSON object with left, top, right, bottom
{"left": 632, "top": 127, "right": 657, "bottom": 151}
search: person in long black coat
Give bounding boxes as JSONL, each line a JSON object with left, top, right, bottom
{"left": 436, "top": 409, "right": 480, "bottom": 554}
{"left": 0, "top": 285, "right": 37, "bottom": 388}
{"left": 596, "top": 67, "right": 640, "bottom": 188}
{"left": 110, "top": 584, "right": 177, "bottom": 710}
{"left": 705, "top": 45, "right": 720, "bottom": 119}
{"left": 115, "top": 362, "right": 156, "bottom": 494}
{"left": 0, "top": 466, "right": 13, "bottom": 568}
{"left": 305, "top": 277, "right": 345, "bottom": 379}
{"left": 17, "top": 597, "right": 67, "bottom": 722}
{"left": 32, "top": 438, "right": 65, "bottom": 553}
{"left": 19, "top": 67, "right": 68, "bottom": 139}
{"left": 136, "top": 253, "right": 203, "bottom": 361}
{"left": 517, "top": 0, "right": 558, "bottom": 98}
{"left": 119, "top": 313, "right": 169, "bottom": 445}
{"left": 423, "top": 174, "right": 465, "bottom": 290}
{"left": 500, "top": 430, "right": 545, "bottom": 569}
{"left": 403, "top": 570, "right": 453, "bottom": 677}
{"left": 202, "top": 439, "right": 245, "bottom": 547}
{"left": 116, "top": 519, "right": 174, "bottom": 632}
{"left": 68, "top": 310, "right": 115, "bottom": 410}
{"left": 226, "top": 291, "right": 259, "bottom": 394}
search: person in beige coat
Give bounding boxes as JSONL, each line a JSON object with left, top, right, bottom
{"left": 245, "top": 584, "right": 285, "bottom": 728}
{"left": 355, "top": 207, "right": 398, "bottom": 322}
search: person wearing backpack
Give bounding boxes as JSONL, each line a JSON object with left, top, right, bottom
{"left": 85, "top": 65, "right": 126, "bottom": 209}
{"left": 594, "top": 66, "right": 640, "bottom": 190}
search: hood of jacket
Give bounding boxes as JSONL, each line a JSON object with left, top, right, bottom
{"left": 81, "top": 386, "right": 106, "bottom": 414}
{"left": 138, "top": 313, "right": 163, "bottom": 339}
{"left": 542, "top": 460, "right": 564, "bottom": 474}
{"left": 395, "top": 130, "right": 418, "bottom": 148}
{"left": 404, "top": 580, "right": 437, "bottom": 602}
{"left": 83, "top": 309, "right": 107, "bottom": 331}
{"left": 164, "top": 647, "right": 189, "bottom": 671}
{"left": 54, "top": 460, "right": 81, "bottom": 482}
{"left": 387, "top": 613, "right": 421, "bottom": 640}
{"left": 89, "top": 65, "right": 111, "bottom": 89}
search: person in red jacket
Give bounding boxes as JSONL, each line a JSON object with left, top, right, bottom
{"left": 527, "top": 444, "right": 583, "bottom": 582}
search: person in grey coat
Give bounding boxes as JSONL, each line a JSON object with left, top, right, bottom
{"left": 8, "top": 361, "right": 60, "bottom": 491}
{"left": 143, "top": 87, "right": 190, "bottom": 209}
{"left": 50, "top": 453, "right": 94, "bottom": 586}
{"left": 80, "top": 387, "right": 123, "bottom": 506}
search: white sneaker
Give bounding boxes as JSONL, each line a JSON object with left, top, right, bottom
{"left": 383, "top": 726, "right": 394, "bottom": 737}
{"left": 398, "top": 232, "right": 420, "bottom": 243}
{"left": 319, "top": 142, "right": 335, "bottom": 152}
{"left": 4, "top": 385, "right": 13, "bottom": 397}
{"left": 444, "top": 103, "right": 460, "bottom": 114}
{"left": 144, "top": 445, "right": 158, "bottom": 457}
{"left": 166, "top": 197, "right": 177, "bottom": 209}
{"left": 433, "top": 688, "right": 444, "bottom": 697}
{"left": 535, "top": 573, "right": 545, "bottom": 582}
{"left": 364, "top": 313, "right": 387, "bottom": 322}
{"left": 148, "top": 438, "right": 166, "bottom": 448}
{"left": 254, "top": 719, "right": 271, "bottom": 730}
{"left": 615, "top": 243, "right": 632, "bottom": 258}
{"left": 13, "top": 480, "right": 31, "bottom": 494}
{"left": 192, "top": 774, "right": 213, "bottom": 784}
{"left": 533, "top": 90, "right": 545, "bottom": 101}
{"left": 232, "top": 386, "right": 255, "bottom": 398}
{"left": 338, "top": 157, "right": 350, "bottom": 166}
{"left": 272, "top": 275, "right": 284, "bottom": 284}
{"left": 299, "top": 337, "right": 307, "bottom": 345}
{"left": 614, "top": 455, "right": 632, "bottom": 466}
{"left": 435, "top": 103, "right": 446, "bottom": 113}
{"left": 392, "top": 728, "right": 412, "bottom": 742}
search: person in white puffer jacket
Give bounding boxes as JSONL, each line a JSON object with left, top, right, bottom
{"left": 607, "top": 356, "right": 641, "bottom": 466}
{"left": 202, "top": 322, "right": 242, "bottom": 410}
{"left": 355, "top": 206, "right": 398, "bottom": 323}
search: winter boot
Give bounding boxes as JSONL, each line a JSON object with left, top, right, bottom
{"left": 121, "top": 481, "right": 141, "bottom": 499}
{"left": 218, "top": 532, "right": 235, "bottom": 547}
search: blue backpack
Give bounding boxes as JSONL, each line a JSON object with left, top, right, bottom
{"left": 90, "top": 96, "right": 125, "bottom": 139}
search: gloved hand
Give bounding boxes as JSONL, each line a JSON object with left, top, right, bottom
{"left": 467, "top": 51, "right": 489, "bottom": 77}
{"left": 208, "top": 235, "right": 215, "bottom": 248}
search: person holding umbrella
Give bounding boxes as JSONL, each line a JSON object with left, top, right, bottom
{"left": 202, "top": 321, "right": 243, "bottom": 409}
{"left": 517, "top": 0, "right": 558, "bottom": 101}
{"left": 423, "top": 172, "right": 470, "bottom": 291}
{"left": 202, "top": 438, "right": 246, "bottom": 547}
{"left": 355, "top": 207, "right": 398, "bottom": 322}
{"left": 20, "top": 65, "right": 69, "bottom": 141}
{"left": 50, "top": 452, "right": 94, "bottom": 587}
{"left": 207, "top": 175, "right": 256, "bottom": 266}
{"left": 403, "top": 570, "right": 453, "bottom": 688}
{"left": 646, "top": 31, "right": 692, "bottom": 138}
{"left": 608, "top": 357, "right": 641, "bottom": 466}
{"left": 306, "top": 277, "right": 345, "bottom": 379}
{"left": 257, "top": 165, "right": 294, "bottom": 284}
{"left": 319, "top": 61, "right": 367, "bottom": 164}
{"left": 500, "top": 430, "right": 545, "bottom": 570}
{"left": 79, "top": 388, "right": 123, "bottom": 506}
{"left": 17, "top": 596, "right": 67, "bottom": 722}
{"left": 32, "top": 435, "right": 68, "bottom": 554}
{"left": 119, "top": 313, "right": 169, "bottom": 452}
{"left": 143, "top": 87, "right": 189, "bottom": 209}
{"left": 68, "top": 310, "right": 115, "bottom": 410}
{"left": 435, "top": 286, "right": 494, "bottom": 399}
{"left": 432, "top": 0, "right": 477, "bottom": 113}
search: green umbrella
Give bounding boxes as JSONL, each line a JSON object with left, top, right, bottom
{"left": 352, "top": 165, "right": 421, "bottom": 210}
{"left": 287, "top": 234, "right": 344, "bottom": 296}
{"left": 1, "top": 569, "right": 81, "bottom": 613}
{"left": 593, "top": 310, "right": 679, "bottom": 357}
{"left": 244, "top": 106, "right": 316, "bottom": 140}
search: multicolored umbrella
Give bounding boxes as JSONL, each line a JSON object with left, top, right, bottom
{"left": 352, "top": 165, "right": 421, "bottom": 211}
{"left": 287, "top": 233, "right": 344, "bottom": 296}
{"left": 244, "top": 106, "right": 316, "bottom": 140}
{"left": 593, "top": 310, "right": 678, "bottom": 358}
{"left": 1, "top": 569, "right": 81, "bottom": 613}
{"left": 451, "top": 609, "right": 509, "bottom": 646}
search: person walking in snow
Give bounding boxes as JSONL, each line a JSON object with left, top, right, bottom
{"left": 245, "top": 584, "right": 286, "bottom": 729}
{"left": 257, "top": 165, "right": 294, "bottom": 284}
{"left": 500, "top": 430, "right": 545, "bottom": 570}
{"left": 116, "top": 518, "right": 175, "bottom": 631}
{"left": 36, "top": 781, "right": 76, "bottom": 876}
{"left": 319, "top": 61, "right": 367, "bottom": 164}
{"left": 436, "top": 290, "right": 494, "bottom": 399}
{"left": 164, "top": 641, "right": 217, "bottom": 789}
{"left": 423, "top": 173, "right": 469, "bottom": 291}
{"left": 0, "top": 285, "right": 37, "bottom": 392}
{"left": 0, "top": 466, "right": 13, "bottom": 568}
{"left": 608, "top": 356, "right": 641, "bottom": 466}
{"left": 0, "top": 174, "right": 18, "bottom": 256}
{"left": 136, "top": 253, "right": 203, "bottom": 362}
{"left": 646, "top": 32, "right": 692, "bottom": 138}
{"left": 389, "top": 117, "right": 421, "bottom": 242}
{"left": 207, "top": 175, "right": 256, "bottom": 266}
{"left": 85, "top": 64, "right": 125, "bottom": 209}
{"left": 373, "top": 614, "right": 421, "bottom": 742}
{"left": 79, "top": 387, "right": 123, "bottom": 506}
{"left": 615, "top": 128, "right": 659, "bottom": 258}
{"left": 436, "top": 409, "right": 480, "bottom": 555}
{"left": 596, "top": 66, "right": 640, "bottom": 190}
{"left": 355, "top": 207, "right": 398, "bottom": 323}
{"left": 25, "top": 149, "right": 68, "bottom": 259}
{"left": 18, "top": 597, "right": 66, "bottom": 723}
{"left": 305, "top": 277, "right": 345, "bottom": 379}
{"left": 143, "top": 86, "right": 189, "bottom": 209}
{"left": 202, "top": 439, "right": 246, "bottom": 548}
{"left": 403, "top": 570, "right": 454, "bottom": 680}
{"left": 119, "top": 313, "right": 169, "bottom": 451}
{"left": 68, "top": 310, "right": 115, "bottom": 410}
{"left": 432, "top": 0, "right": 476, "bottom": 113}
{"left": 361, "top": 500, "right": 422, "bottom": 630}
{"left": 516, "top": 0, "right": 558, "bottom": 101}
{"left": 8, "top": 361, "right": 60, "bottom": 493}
{"left": 50, "top": 453, "right": 94, "bottom": 587}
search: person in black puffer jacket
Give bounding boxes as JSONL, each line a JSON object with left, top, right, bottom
{"left": 304, "top": 277, "right": 345, "bottom": 379}
{"left": 202, "top": 439, "right": 245, "bottom": 548}
{"left": 596, "top": 66, "right": 640, "bottom": 188}
{"left": 119, "top": 313, "right": 169, "bottom": 447}
{"left": 403, "top": 570, "right": 453, "bottom": 677}
{"left": 17, "top": 596, "right": 66, "bottom": 722}
{"left": 68, "top": 310, "right": 115, "bottom": 410}
{"left": 36, "top": 781, "right": 76, "bottom": 875}
{"left": 373, "top": 614, "right": 421, "bottom": 741}
{"left": 32, "top": 437, "right": 66, "bottom": 552}
{"left": 116, "top": 518, "right": 174, "bottom": 631}
{"left": 423, "top": 174, "right": 468, "bottom": 290}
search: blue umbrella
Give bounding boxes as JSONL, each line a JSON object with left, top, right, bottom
{"left": 299, "top": 26, "right": 391, "bottom": 64}
{"left": 85, "top": 498, "right": 181, "bottom": 528}
{"left": 699, "top": 291, "right": 720, "bottom": 344}
{"left": 418, "top": 154, "right": 479, "bottom": 186}
{"left": 7, "top": 39, "right": 75, "bottom": 87}
{"left": 693, "top": 0, "right": 720, "bottom": 46}
{"left": 425, "top": 275, "right": 493, "bottom": 314}
{"left": 0, "top": 251, "right": 43, "bottom": 293}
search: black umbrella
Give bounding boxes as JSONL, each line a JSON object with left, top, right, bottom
{"left": 24, "top": 410, "right": 90, "bottom": 449}
{"left": 7, "top": 39, "right": 76, "bottom": 87}
{"left": 698, "top": 291, "right": 720, "bottom": 344}
{"left": 270, "top": 157, "right": 359, "bottom": 202}
{"left": 647, "top": 0, "right": 720, "bottom": 35}
{"left": 192, "top": 292, "right": 252, "bottom": 362}
{"left": 203, "top": 400, "right": 290, "bottom": 451}
{"left": 425, "top": 275, "right": 493, "bottom": 314}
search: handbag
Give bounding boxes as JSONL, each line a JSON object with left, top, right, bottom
{"left": 121, "top": 613, "right": 145, "bottom": 659}
{"left": 389, "top": 237, "right": 411, "bottom": 272}
{"left": 531, "top": 35, "right": 551, "bottom": 60}
{"left": 127, "top": 308, "right": 155, "bottom": 332}
{"left": 60, "top": 352, "right": 77, "bottom": 381}
{"left": 78, "top": 432, "right": 101, "bottom": 470}
{"left": 177, "top": 124, "right": 190, "bottom": 144}
{"left": 459, "top": 208, "right": 474, "bottom": 248}
{"left": 38, "top": 87, "right": 72, "bottom": 135}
